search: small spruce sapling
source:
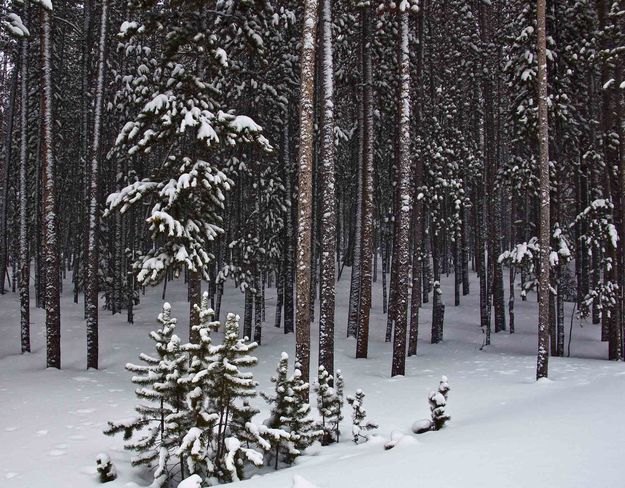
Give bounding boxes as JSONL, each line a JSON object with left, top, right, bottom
{"left": 286, "top": 366, "right": 323, "bottom": 464}
{"left": 412, "top": 375, "right": 451, "bottom": 434}
{"left": 261, "top": 353, "right": 298, "bottom": 468}
{"left": 314, "top": 367, "right": 344, "bottom": 445}
{"left": 207, "top": 313, "right": 266, "bottom": 483}
{"left": 104, "top": 303, "right": 189, "bottom": 486}
{"left": 346, "top": 389, "right": 378, "bottom": 444}
{"left": 430, "top": 376, "right": 450, "bottom": 430}
{"left": 177, "top": 297, "right": 220, "bottom": 481}
{"left": 95, "top": 453, "right": 117, "bottom": 483}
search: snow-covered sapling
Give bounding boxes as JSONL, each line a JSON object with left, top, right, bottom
{"left": 104, "top": 303, "right": 190, "bottom": 486}
{"left": 430, "top": 375, "right": 451, "bottom": 430}
{"left": 346, "top": 389, "right": 378, "bottom": 444}
{"left": 206, "top": 313, "right": 266, "bottom": 482}
{"left": 261, "top": 353, "right": 297, "bottom": 468}
{"left": 286, "top": 366, "right": 323, "bottom": 463}
{"left": 314, "top": 367, "right": 344, "bottom": 445}
{"left": 262, "top": 353, "right": 322, "bottom": 468}
{"left": 412, "top": 376, "right": 451, "bottom": 434}
{"left": 95, "top": 453, "right": 117, "bottom": 483}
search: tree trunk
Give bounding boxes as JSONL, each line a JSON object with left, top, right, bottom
{"left": 86, "top": 0, "right": 108, "bottom": 369}
{"left": 391, "top": 10, "right": 412, "bottom": 377}
{"left": 536, "top": 0, "right": 550, "bottom": 380}
{"left": 318, "top": 0, "right": 336, "bottom": 374}
{"left": 0, "top": 63, "right": 18, "bottom": 295}
{"left": 19, "top": 30, "right": 30, "bottom": 353}
{"left": 356, "top": 4, "right": 374, "bottom": 360}
{"left": 295, "top": 0, "right": 319, "bottom": 384}
{"left": 188, "top": 269, "right": 201, "bottom": 343}
{"left": 283, "top": 116, "right": 295, "bottom": 334}
{"left": 41, "top": 5, "right": 61, "bottom": 369}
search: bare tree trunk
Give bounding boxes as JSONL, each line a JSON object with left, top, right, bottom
{"left": 41, "top": 4, "right": 61, "bottom": 369}
{"left": 356, "top": 4, "right": 374, "bottom": 360}
{"left": 391, "top": 10, "right": 412, "bottom": 377}
{"left": 0, "top": 63, "right": 18, "bottom": 295}
{"left": 318, "top": 0, "right": 336, "bottom": 374}
{"left": 347, "top": 42, "right": 364, "bottom": 339}
{"left": 536, "top": 0, "right": 550, "bottom": 380}
{"left": 295, "top": 0, "right": 319, "bottom": 384}
{"left": 86, "top": 0, "right": 108, "bottom": 369}
{"left": 188, "top": 269, "right": 201, "bottom": 343}
{"left": 19, "top": 30, "right": 30, "bottom": 353}
{"left": 254, "top": 272, "right": 262, "bottom": 344}
{"left": 283, "top": 116, "right": 295, "bottom": 334}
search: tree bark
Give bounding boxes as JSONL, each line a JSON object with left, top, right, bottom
{"left": 295, "top": 0, "right": 319, "bottom": 384}
{"left": 318, "top": 0, "right": 336, "bottom": 374}
{"left": 356, "top": 4, "right": 374, "bottom": 360}
{"left": 86, "top": 0, "right": 108, "bottom": 369}
{"left": 391, "top": 10, "right": 412, "bottom": 377}
{"left": 536, "top": 0, "right": 550, "bottom": 379}
{"left": 19, "top": 29, "right": 30, "bottom": 353}
{"left": 41, "top": 5, "right": 61, "bottom": 369}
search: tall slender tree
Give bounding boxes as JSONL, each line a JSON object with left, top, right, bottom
{"left": 536, "top": 0, "right": 550, "bottom": 380}
{"left": 295, "top": 0, "right": 320, "bottom": 383}
{"left": 85, "top": 0, "right": 108, "bottom": 370}
{"left": 318, "top": 0, "right": 336, "bottom": 376}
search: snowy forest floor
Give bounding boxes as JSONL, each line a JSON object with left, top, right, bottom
{"left": 1, "top": 270, "right": 624, "bottom": 488}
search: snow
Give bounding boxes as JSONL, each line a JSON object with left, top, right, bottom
{"left": 0, "top": 269, "right": 624, "bottom": 487}
{"left": 292, "top": 474, "right": 319, "bottom": 488}
{"left": 2, "top": 13, "right": 30, "bottom": 38}
{"left": 178, "top": 474, "right": 202, "bottom": 488}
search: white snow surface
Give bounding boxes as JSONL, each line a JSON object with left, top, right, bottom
{"left": 0, "top": 270, "right": 623, "bottom": 487}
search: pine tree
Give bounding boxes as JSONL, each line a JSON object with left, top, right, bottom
{"left": 314, "top": 366, "right": 344, "bottom": 445}
{"left": 261, "top": 353, "right": 299, "bottom": 468}
{"left": 205, "top": 313, "right": 265, "bottom": 483}
{"left": 39, "top": 0, "right": 61, "bottom": 369}
{"left": 429, "top": 376, "right": 451, "bottom": 431}
{"left": 346, "top": 389, "right": 378, "bottom": 444}
{"left": 262, "top": 353, "right": 321, "bottom": 468}
{"left": 287, "top": 365, "right": 323, "bottom": 464}
{"left": 85, "top": 0, "right": 109, "bottom": 370}
{"left": 295, "top": 0, "right": 320, "bottom": 385}
{"left": 176, "top": 296, "right": 220, "bottom": 481}
{"left": 104, "top": 303, "right": 190, "bottom": 487}
{"left": 536, "top": 0, "right": 551, "bottom": 380}
{"left": 105, "top": 0, "right": 272, "bottom": 341}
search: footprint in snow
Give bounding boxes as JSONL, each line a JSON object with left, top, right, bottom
{"left": 73, "top": 408, "right": 96, "bottom": 415}
{"left": 72, "top": 377, "right": 96, "bottom": 383}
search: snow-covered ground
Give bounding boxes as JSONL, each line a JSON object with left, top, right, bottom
{"left": 1, "top": 271, "right": 623, "bottom": 488}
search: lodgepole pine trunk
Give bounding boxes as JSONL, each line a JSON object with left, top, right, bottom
{"left": 19, "top": 28, "right": 30, "bottom": 353}
{"left": 536, "top": 0, "right": 550, "bottom": 379}
{"left": 318, "top": 0, "right": 336, "bottom": 374}
{"left": 41, "top": 4, "right": 61, "bottom": 369}
{"left": 295, "top": 0, "right": 319, "bottom": 384}
{"left": 86, "top": 0, "right": 108, "bottom": 369}
{"left": 356, "top": 4, "right": 374, "bottom": 360}
{"left": 391, "top": 9, "right": 412, "bottom": 377}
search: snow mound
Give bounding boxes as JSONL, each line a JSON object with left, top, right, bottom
{"left": 178, "top": 474, "right": 203, "bottom": 488}
{"left": 293, "top": 474, "right": 319, "bottom": 488}
{"left": 412, "top": 419, "right": 433, "bottom": 434}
